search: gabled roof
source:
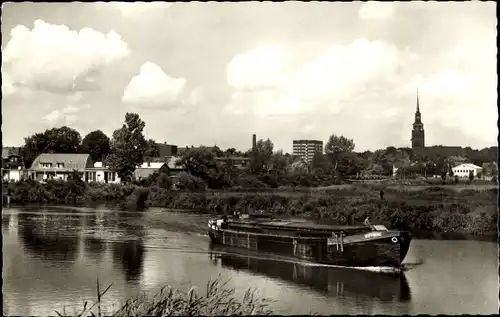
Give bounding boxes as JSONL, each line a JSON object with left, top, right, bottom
{"left": 137, "top": 162, "right": 165, "bottom": 169}
{"left": 30, "top": 153, "right": 93, "bottom": 170}
{"left": 452, "top": 163, "right": 482, "bottom": 170}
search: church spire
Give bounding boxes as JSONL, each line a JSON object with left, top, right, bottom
{"left": 416, "top": 88, "right": 420, "bottom": 113}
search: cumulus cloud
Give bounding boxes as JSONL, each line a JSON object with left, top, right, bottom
{"left": 226, "top": 39, "right": 408, "bottom": 116}
{"left": 122, "top": 62, "right": 187, "bottom": 108}
{"left": 358, "top": 1, "right": 396, "bottom": 20}
{"left": 41, "top": 103, "right": 91, "bottom": 124}
{"left": 2, "top": 19, "right": 129, "bottom": 95}
{"left": 226, "top": 46, "right": 291, "bottom": 91}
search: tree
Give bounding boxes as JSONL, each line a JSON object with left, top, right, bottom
{"left": 324, "top": 134, "right": 355, "bottom": 174}
{"left": 81, "top": 130, "right": 111, "bottom": 162}
{"left": 311, "top": 152, "right": 330, "bottom": 173}
{"left": 144, "top": 139, "right": 160, "bottom": 158}
{"left": 448, "top": 164, "right": 454, "bottom": 177}
{"left": 180, "top": 147, "right": 229, "bottom": 189}
{"left": 22, "top": 126, "right": 82, "bottom": 168}
{"left": 250, "top": 138, "right": 274, "bottom": 173}
{"left": 105, "top": 113, "right": 148, "bottom": 183}
{"left": 468, "top": 170, "right": 474, "bottom": 184}
{"left": 224, "top": 148, "right": 237, "bottom": 157}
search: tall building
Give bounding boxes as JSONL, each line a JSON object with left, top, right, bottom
{"left": 293, "top": 140, "right": 323, "bottom": 162}
{"left": 411, "top": 90, "right": 425, "bottom": 149}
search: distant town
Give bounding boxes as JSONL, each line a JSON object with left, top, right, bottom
{"left": 2, "top": 92, "right": 498, "bottom": 186}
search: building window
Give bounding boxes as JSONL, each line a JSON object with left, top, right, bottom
{"left": 40, "top": 163, "right": 52, "bottom": 168}
{"left": 56, "top": 163, "right": 65, "bottom": 168}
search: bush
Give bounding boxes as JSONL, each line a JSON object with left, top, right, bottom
{"left": 177, "top": 172, "right": 207, "bottom": 192}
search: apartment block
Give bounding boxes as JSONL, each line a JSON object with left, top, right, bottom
{"left": 292, "top": 140, "right": 323, "bottom": 162}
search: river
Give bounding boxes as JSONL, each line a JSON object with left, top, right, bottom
{"left": 2, "top": 206, "right": 498, "bottom": 315}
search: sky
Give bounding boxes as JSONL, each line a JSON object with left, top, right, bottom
{"left": 1, "top": 1, "right": 497, "bottom": 153}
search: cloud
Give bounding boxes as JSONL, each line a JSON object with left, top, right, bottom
{"left": 2, "top": 19, "right": 130, "bottom": 95}
{"left": 358, "top": 2, "right": 396, "bottom": 20}
{"left": 226, "top": 46, "right": 291, "bottom": 91}
{"left": 94, "top": 2, "right": 173, "bottom": 17}
{"left": 41, "top": 104, "right": 90, "bottom": 123}
{"left": 122, "top": 62, "right": 187, "bottom": 108}
{"left": 226, "top": 39, "right": 408, "bottom": 116}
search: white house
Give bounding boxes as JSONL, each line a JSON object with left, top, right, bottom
{"left": 86, "top": 162, "right": 121, "bottom": 184}
{"left": 451, "top": 163, "right": 482, "bottom": 178}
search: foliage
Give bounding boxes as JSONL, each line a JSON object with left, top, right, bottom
{"left": 106, "top": 113, "right": 148, "bottom": 183}
{"left": 56, "top": 276, "right": 273, "bottom": 317}
{"left": 176, "top": 172, "right": 207, "bottom": 192}
{"left": 81, "top": 130, "right": 111, "bottom": 162}
{"left": 3, "top": 179, "right": 497, "bottom": 236}
{"left": 324, "top": 134, "right": 355, "bottom": 175}
{"left": 144, "top": 139, "right": 160, "bottom": 158}
{"left": 180, "top": 147, "right": 229, "bottom": 189}
{"left": 249, "top": 138, "right": 274, "bottom": 173}
{"left": 21, "top": 126, "right": 82, "bottom": 168}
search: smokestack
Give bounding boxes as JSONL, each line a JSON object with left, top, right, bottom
{"left": 252, "top": 134, "right": 257, "bottom": 150}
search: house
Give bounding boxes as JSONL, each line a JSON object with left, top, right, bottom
{"left": 29, "top": 153, "right": 120, "bottom": 183}
{"left": 164, "top": 156, "right": 185, "bottom": 176}
{"left": 2, "top": 147, "right": 25, "bottom": 181}
{"left": 86, "top": 162, "right": 121, "bottom": 184}
{"left": 451, "top": 163, "right": 482, "bottom": 178}
{"left": 134, "top": 161, "right": 166, "bottom": 180}
{"left": 30, "top": 153, "right": 94, "bottom": 182}
{"left": 215, "top": 156, "right": 250, "bottom": 169}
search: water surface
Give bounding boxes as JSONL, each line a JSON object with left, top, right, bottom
{"left": 2, "top": 206, "right": 498, "bottom": 315}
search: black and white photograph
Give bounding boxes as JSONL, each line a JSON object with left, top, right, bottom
{"left": 1, "top": 1, "right": 498, "bottom": 315}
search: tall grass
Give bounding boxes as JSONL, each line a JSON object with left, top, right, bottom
{"left": 55, "top": 276, "right": 273, "bottom": 317}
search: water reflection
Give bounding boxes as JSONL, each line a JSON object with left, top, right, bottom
{"left": 209, "top": 244, "right": 411, "bottom": 302}
{"left": 112, "top": 240, "right": 145, "bottom": 282}
{"left": 111, "top": 214, "right": 146, "bottom": 282}
{"left": 18, "top": 212, "right": 80, "bottom": 264}
{"left": 2, "top": 212, "right": 11, "bottom": 231}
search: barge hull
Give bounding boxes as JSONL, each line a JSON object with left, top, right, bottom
{"left": 208, "top": 228, "right": 411, "bottom": 268}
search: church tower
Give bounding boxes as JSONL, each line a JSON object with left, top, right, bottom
{"left": 411, "top": 90, "right": 425, "bottom": 149}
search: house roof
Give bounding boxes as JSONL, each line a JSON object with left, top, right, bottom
{"left": 137, "top": 162, "right": 165, "bottom": 169}
{"left": 2, "top": 147, "right": 21, "bottom": 159}
{"left": 134, "top": 168, "right": 157, "bottom": 179}
{"left": 30, "top": 153, "right": 93, "bottom": 170}
{"left": 452, "top": 163, "right": 482, "bottom": 170}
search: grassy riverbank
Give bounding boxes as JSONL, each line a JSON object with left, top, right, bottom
{"left": 3, "top": 180, "right": 498, "bottom": 236}
{"left": 56, "top": 277, "right": 273, "bottom": 316}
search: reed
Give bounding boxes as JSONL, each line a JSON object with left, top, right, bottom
{"left": 54, "top": 276, "right": 273, "bottom": 317}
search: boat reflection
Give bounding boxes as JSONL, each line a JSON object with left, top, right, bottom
{"left": 209, "top": 244, "right": 411, "bottom": 302}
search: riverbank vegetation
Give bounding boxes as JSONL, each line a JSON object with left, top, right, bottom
{"left": 3, "top": 177, "right": 497, "bottom": 237}
{"left": 56, "top": 277, "right": 272, "bottom": 316}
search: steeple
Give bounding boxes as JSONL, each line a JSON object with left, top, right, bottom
{"left": 411, "top": 88, "right": 425, "bottom": 149}
{"left": 416, "top": 88, "right": 420, "bottom": 113}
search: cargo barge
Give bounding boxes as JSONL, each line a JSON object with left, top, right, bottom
{"left": 208, "top": 214, "right": 412, "bottom": 268}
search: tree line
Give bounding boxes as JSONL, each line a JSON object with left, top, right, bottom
{"left": 17, "top": 113, "right": 498, "bottom": 188}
